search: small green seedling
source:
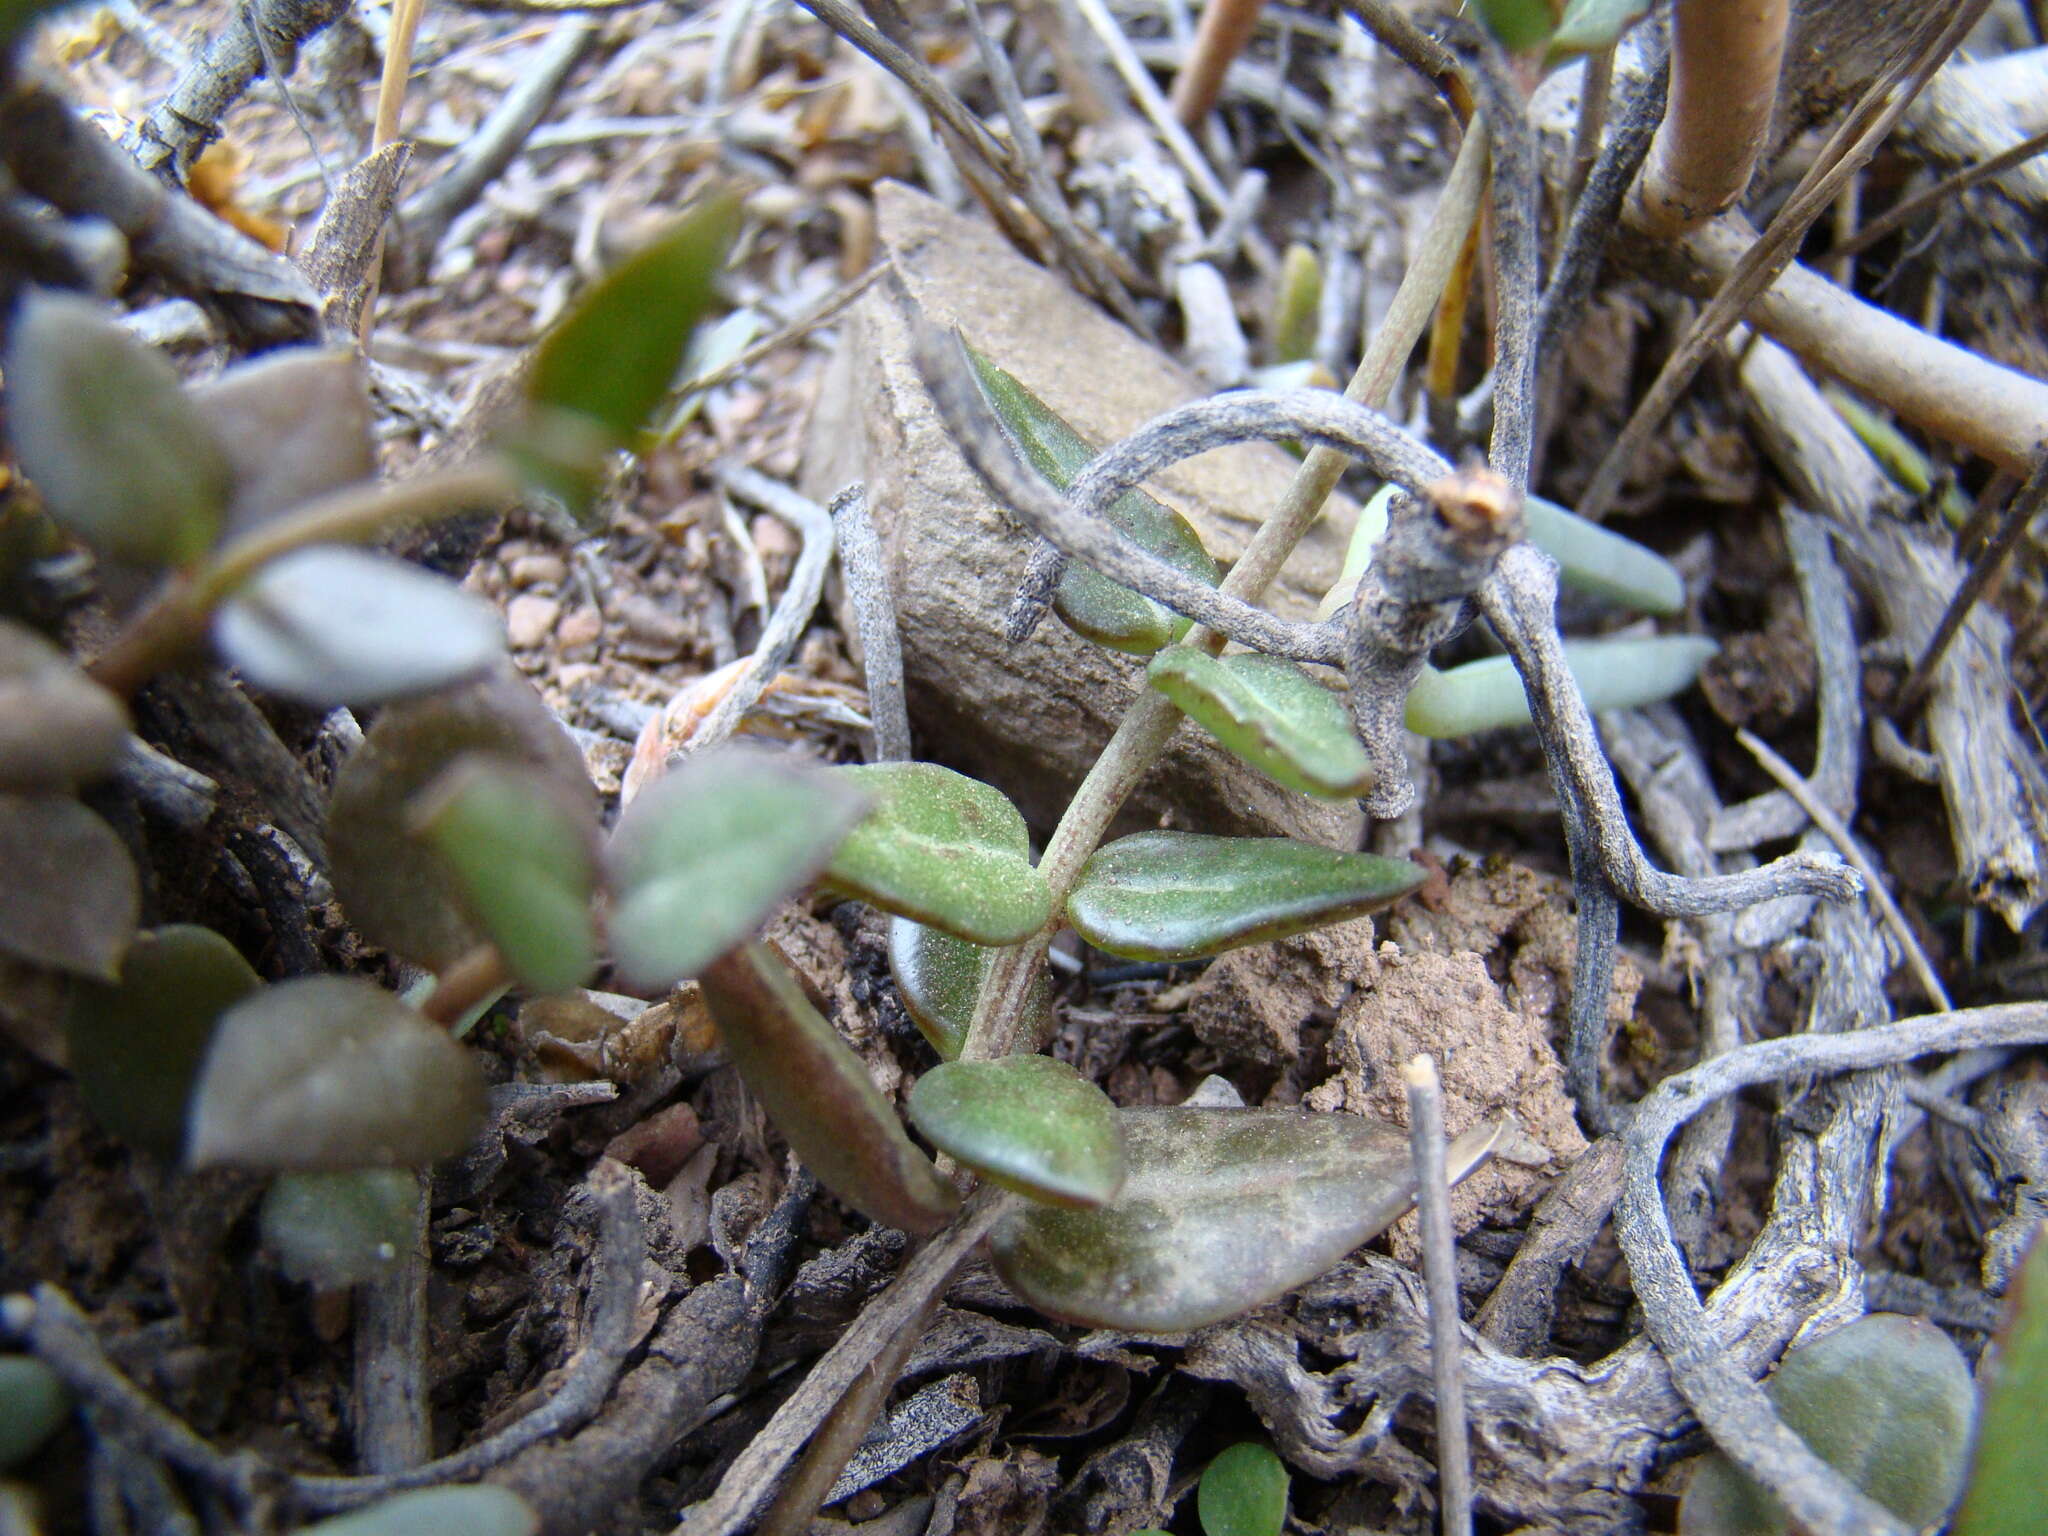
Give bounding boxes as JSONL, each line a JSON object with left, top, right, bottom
{"left": 1679, "top": 1313, "right": 1976, "bottom": 1535}
{"left": 1198, "top": 1442, "right": 1291, "bottom": 1536}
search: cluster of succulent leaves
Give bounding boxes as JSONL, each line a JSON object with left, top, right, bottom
{"left": 1128, "top": 1440, "right": 1290, "bottom": 1536}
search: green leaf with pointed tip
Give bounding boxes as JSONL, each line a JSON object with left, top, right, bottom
{"left": 0, "top": 617, "right": 131, "bottom": 794}
{"left": 1681, "top": 1313, "right": 1975, "bottom": 1536}
{"left": 1469, "top": 0, "right": 1555, "bottom": 53}
{"left": 824, "top": 763, "right": 1051, "bottom": 946}
{"left": 3, "top": 290, "right": 229, "bottom": 567}
{"left": 1270, "top": 244, "right": 1322, "bottom": 367}
{"left": 410, "top": 757, "right": 599, "bottom": 994}
{"left": 0, "top": 794, "right": 138, "bottom": 979}
{"left": 187, "top": 976, "right": 485, "bottom": 1171}
{"left": 1959, "top": 1233, "right": 2048, "bottom": 1536}
{"left": 1547, "top": 0, "right": 1650, "bottom": 59}
{"left": 511, "top": 191, "right": 743, "bottom": 515}
{"left": 966, "top": 346, "right": 1220, "bottom": 654}
{"left": 189, "top": 347, "right": 374, "bottom": 537}
{"left": 1068, "top": 832, "right": 1423, "bottom": 962}
{"left": 908, "top": 1056, "right": 1124, "bottom": 1208}
{"left": 328, "top": 671, "right": 595, "bottom": 972}
{"left": 290, "top": 1486, "right": 539, "bottom": 1536}
{"left": 64, "top": 924, "right": 260, "bottom": 1160}
{"left": 1404, "top": 636, "right": 1718, "bottom": 738}
{"left": 606, "top": 749, "right": 869, "bottom": 990}
{"left": 0, "top": 1354, "right": 71, "bottom": 1471}
{"left": 1199, "top": 1443, "right": 1289, "bottom": 1536}
{"left": 1147, "top": 651, "right": 1371, "bottom": 800}
{"left": 990, "top": 1107, "right": 1501, "bottom": 1330}
{"left": 262, "top": 1169, "right": 419, "bottom": 1288}
{"left": 214, "top": 546, "right": 505, "bottom": 708}
{"left": 887, "top": 917, "right": 1052, "bottom": 1061}
{"left": 701, "top": 943, "right": 959, "bottom": 1235}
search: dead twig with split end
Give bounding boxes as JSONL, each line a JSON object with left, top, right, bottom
{"left": 1403, "top": 1056, "right": 1471, "bottom": 1536}
{"left": 1616, "top": 1002, "right": 2048, "bottom": 1536}
{"left": 1630, "top": 0, "right": 1788, "bottom": 238}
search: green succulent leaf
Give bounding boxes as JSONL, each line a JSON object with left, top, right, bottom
{"left": 966, "top": 345, "right": 1221, "bottom": 655}
{"left": 1547, "top": 0, "right": 1651, "bottom": 59}
{"left": 0, "top": 1354, "right": 72, "bottom": 1472}
{"left": 1680, "top": 1313, "right": 1977, "bottom": 1536}
{"left": 606, "top": 749, "right": 870, "bottom": 990}
{"left": 261, "top": 1169, "right": 420, "bottom": 1288}
{"left": 887, "top": 916, "right": 1052, "bottom": 1061}
{"left": 1469, "top": 0, "right": 1556, "bottom": 54}
{"left": 1147, "top": 651, "right": 1372, "bottom": 800}
{"left": 908, "top": 1055, "right": 1125, "bottom": 1208}
{"left": 512, "top": 190, "right": 744, "bottom": 515}
{"left": 1320, "top": 488, "right": 1683, "bottom": 619}
{"left": 3, "top": 289, "right": 229, "bottom": 567}
{"left": 823, "top": 763, "right": 1051, "bottom": 946}
{"left": 186, "top": 976, "right": 486, "bottom": 1171}
{"left": 1199, "top": 1443, "right": 1290, "bottom": 1536}
{"left": 1824, "top": 386, "right": 1972, "bottom": 527}
{"left": 328, "top": 670, "right": 596, "bottom": 972}
{"left": 0, "top": 617, "right": 130, "bottom": 794}
{"left": 410, "top": 757, "right": 599, "bottom": 994}
{"left": 0, "top": 794, "right": 138, "bottom": 979}
{"left": 214, "top": 546, "right": 505, "bottom": 708}
{"left": 700, "top": 943, "right": 960, "bottom": 1234}
{"left": 289, "top": 1486, "right": 539, "bottom": 1536}
{"left": 188, "top": 347, "right": 374, "bottom": 537}
{"left": 64, "top": 924, "right": 260, "bottom": 1161}
{"left": 1405, "top": 635, "right": 1717, "bottom": 738}
{"left": 990, "top": 1106, "right": 1502, "bottom": 1330}
{"left": 1067, "top": 831, "right": 1423, "bottom": 962}
{"left": 1952, "top": 1230, "right": 2046, "bottom": 1536}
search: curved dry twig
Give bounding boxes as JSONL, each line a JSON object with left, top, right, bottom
{"left": 1616, "top": 1001, "right": 2048, "bottom": 1536}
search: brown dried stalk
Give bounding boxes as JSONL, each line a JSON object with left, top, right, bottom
{"left": 1630, "top": 0, "right": 1788, "bottom": 237}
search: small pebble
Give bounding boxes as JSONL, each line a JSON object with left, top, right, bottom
{"left": 507, "top": 553, "right": 567, "bottom": 589}
{"left": 504, "top": 593, "right": 561, "bottom": 649}
{"left": 615, "top": 593, "right": 691, "bottom": 660}
{"left": 557, "top": 606, "right": 604, "bottom": 650}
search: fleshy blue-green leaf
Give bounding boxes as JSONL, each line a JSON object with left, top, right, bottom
{"left": 512, "top": 191, "right": 743, "bottom": 514}
{"left": 1199, "top": 1443, "right": 1290, "bottom": 1536}
{"left": 187, "top": 977, "right": 485, "bottom": 1171}
{"left": 290, "top": 1486, "right": 539, "bottom": 1536}
{"left": 607, "top": 749, "right": 869, "bottom": 989}
{"left": 824, "top": 763, "right": 1050, "bottom": 946}
{"left": 262, "top": 1169, "right": 420, "bottom": 1288}
{"left": 214, "top": 546, "right": 505, "bottom": 708}
{"left": 64, "top": 924, "right": 260, "bottom": 1160}
{"left": 887, "top": 917, "right": 1053, "bottom": 1061}
{"left": 409, "top": 757, "right": 599, "bottom": 994}
{"left": 700, "top": 943, "right": 959, "bottom": 1234}
{"left": 1681, "top": 1313, "right": 1977, "bottom": 1536}
{"left": 908, "top": 1055, "right": 1124, "bottom": 1207}
{"left": 1067, "top": 832, "right": 1424, "bottom": 962}
{"left": 3, "top": 290, "right": 229, "bottom": 567}
{"left": 328, "top": 670, "right": 596, "bottom": 972}
{"left": 1959, "top": 1233, "right": 2048, "bottom": 1536}
{"left": 1147, "top": 651, "right": 1371, "bottom": 800}
{"left": 0, "top": 794, "right": 138, "bottom": 980}
{"left": 990, "top": 1107, "right": 1501, "bottom": 1330}
{"left": 967, "top": 346, "right": 1220, "bottom": 654}
{"left": 1319, "top": 488, "right": 1683, "bottom": 619}
{"left": 0, "top": 1355, "right": 71, "bottom": 1471}
{"left": 189, "top": 347, "right": 374, "bottom": 536}
{"left": 1404, "top": 636, "right": 1717, "bottom": 738}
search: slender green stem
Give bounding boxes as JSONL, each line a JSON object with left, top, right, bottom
{"left": 88, "top": 460, "right": 522, "bottom": 699}
{"left": 958, "top": 119, "right": 1492, "bottom": 1064}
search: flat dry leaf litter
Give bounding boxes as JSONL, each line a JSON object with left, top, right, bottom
{"left": 6, "top": 0, "right": 2048, "bottom": 1533}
